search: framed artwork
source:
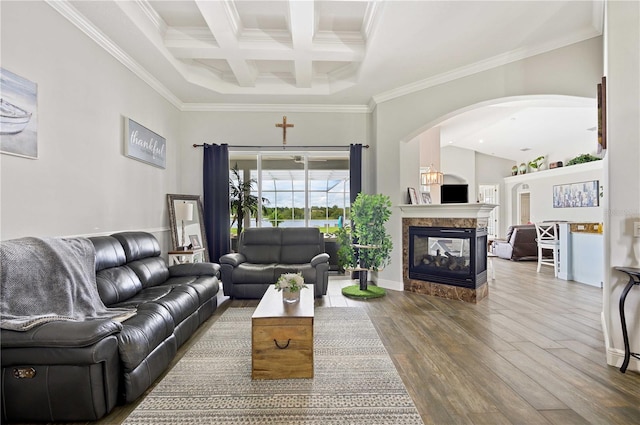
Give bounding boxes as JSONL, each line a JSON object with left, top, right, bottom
{"left": 408, "top": 187, "right": 418, "bottom": 205}
{"left": 597, "top": 76, "right": 607, "bottom": 153}
{"left": 124, "top": 117, "right": 166, "bottom": 168}
{"left": 189, "top": 234, "right": 201, "bottom": 248}
{"left": 553, "top": 180, "right": 599, "bottom": 208}
{"left": 421, "top": 192, "right": 432, "bottom": 204}
{"left": 1, "top": 68, "right": 38, "bottom": 159}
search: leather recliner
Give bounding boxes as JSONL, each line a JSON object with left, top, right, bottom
{"left": 1, "top": 231, "right": 220, "bottom": 423}
{"left": 219, "top": 227, "right": 330, "bottom": 299}
{"left": 492, "top": 224, "right": 539, "bottom": 261}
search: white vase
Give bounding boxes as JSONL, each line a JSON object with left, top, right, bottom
{"left": 282, "top": 288, "right": 300, "bottom": 303}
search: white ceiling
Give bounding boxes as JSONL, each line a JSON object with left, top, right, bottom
{"left": 52, "top": 0, "right": 604, "bottom": 161}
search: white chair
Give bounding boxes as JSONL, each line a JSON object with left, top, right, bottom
{"left": 534, "top": 222, "right": 560, "bottom": 277}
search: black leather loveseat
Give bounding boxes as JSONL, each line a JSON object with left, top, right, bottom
{"left": 1, "top": 231, "right": 220, "bottom": 423}
{"left": 220, "top": 227, "right": 330, "bottom": 299}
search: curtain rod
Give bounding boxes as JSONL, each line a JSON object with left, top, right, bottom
{"left": 192, "top": 143, "right": 369, "bottom": 149}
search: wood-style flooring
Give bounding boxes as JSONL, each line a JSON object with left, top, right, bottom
{"left": 91, "top": 259, "right": 639, "bottom": 424}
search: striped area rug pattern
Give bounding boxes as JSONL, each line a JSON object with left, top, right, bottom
{"left": 124, "top": 307, "right": 423, "bottom": 425}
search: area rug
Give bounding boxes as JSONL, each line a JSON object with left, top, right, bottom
{"left": 123, "top": 307, "right": 423, "bottom": 424}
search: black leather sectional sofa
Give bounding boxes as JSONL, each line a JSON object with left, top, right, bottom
{"left": 1, "top": 232, "right": 220, "bottom": 423}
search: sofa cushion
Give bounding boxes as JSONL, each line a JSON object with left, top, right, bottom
{"left": 274, "top": 263, "right": 317, "bottom": 284}
{"left": 280, "top": 228, "right": 323, "bottom": 264}
{"left": 112, "top": 232, "right": 161, "bottom": 262}
{"left": 111, "top": 286, "right": 173, "bottom": 309}
{"left": 95, "top": 266, "right": 143, "bottom": 306}
{"left": 90, "top": 236, "right": 126, "bottom": 271}
{"left": 239, "top": 228, "right": 282, "bottom": 263}
{"left": 233, "top": 263, "right": 277, "bottom": 284}
{"left": 153, "top": 285, "right": 200, "bottom": 326}
{"left": 128, "top": 257, "right": 170, "bottom": 288}
{"left": 118, "top": 303, "right": 174, "bottom": 372}
{"left": 164, "top": 275, "right": 220, "bottom": 306}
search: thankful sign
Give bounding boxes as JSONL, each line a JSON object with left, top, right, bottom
{"left": 124, "top": 117, "right": 166, "bottom": 169}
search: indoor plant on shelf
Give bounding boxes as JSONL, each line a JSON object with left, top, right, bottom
{"left": 565, "top": 153, "right": 601, "bottom": 166}
{"left": 528, "top": 155, "right": 546, "bottom": 172}
{"left": 337, "top": 193, "right": 393, "bottom": 299}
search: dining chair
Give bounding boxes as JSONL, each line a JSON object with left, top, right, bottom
{"left": 534, "top": 222, "right": 560, "bottom": 277}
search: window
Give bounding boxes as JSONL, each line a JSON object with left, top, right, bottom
{"left": 229, "top": 152, "right": 350, "bottom": 236}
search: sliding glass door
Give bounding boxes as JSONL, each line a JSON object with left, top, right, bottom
{"left": 229, "top": 151, "right": 350, "bottom": 236}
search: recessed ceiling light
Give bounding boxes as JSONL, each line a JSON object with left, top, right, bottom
{"left": 479, "top": 139, "right": 484, "bottom": 143}
{"left": 587, "top": 126, "right": 597, "bottom": 131}
{"left": 448, "top": 140, "right": 453, "bottom": 144}
{"left": 520, "top": 147, "right": 532, "bottom": 152}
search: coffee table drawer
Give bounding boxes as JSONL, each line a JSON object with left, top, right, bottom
{"left": 252, "top": 322, "right": 313, "bottom": 379}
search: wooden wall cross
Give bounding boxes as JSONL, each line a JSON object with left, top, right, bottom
{"left": 275, "top": 116, "right": 294, "bottom": 145}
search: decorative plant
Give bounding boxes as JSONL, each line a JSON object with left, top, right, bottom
{"left": 229, "top": 163, "right": 269, "bottom": 235}
{"left": 528, "top": 155, "right": 545, "bottom": 170}
{"left": 340, "top": 193, "right": 393, "bottom": 271}
{"left": 274, "top": 272, "right": 307, "bottom": 292}
{"left": 337, "top": 193, "right": 392, "bottom": 297}
{"left": 565, "top": 153, "right": 601, "bottom": 166}
{"left": 336, "top": 225, "right": 355, "bottom": 272}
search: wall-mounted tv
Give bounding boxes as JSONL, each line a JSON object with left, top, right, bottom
{"left": 441, "top": 184, "right": 468, "bottom": 204}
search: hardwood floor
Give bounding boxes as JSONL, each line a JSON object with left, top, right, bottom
{"left": 92, "top": 259, "right": 639, "bottom": 425}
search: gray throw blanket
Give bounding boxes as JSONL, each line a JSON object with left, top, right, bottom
{"left": 1, "top": 236, "right": 136, "bottom": 331}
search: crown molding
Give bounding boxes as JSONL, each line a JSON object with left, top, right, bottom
{"left": 372, "top": 27, "right": 602, "bottom": 105}
{"left": 181, "top": 103, "right": 370, "bottom": 113}
{"left": 136, "top": 0, "right": 167, "bottom": 35}
{"left": 46, "top": 0, "right": 183, "bottom": 110}
{"left": 46, "top": 0, "right": 601, "bottom": 116}
{"left": 44, "top": 2, "right": 372, "bottom": 115}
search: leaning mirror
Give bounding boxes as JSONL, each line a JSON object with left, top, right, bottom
{"left": 167, "top": 194, "right": 209, "bottom": 262}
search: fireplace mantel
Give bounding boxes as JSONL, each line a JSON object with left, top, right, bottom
{"left": 398, "top": 203, "right": 498, "bottom": 219}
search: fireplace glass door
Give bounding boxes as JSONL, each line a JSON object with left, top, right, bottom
{"left": 414, "top": 235, "right": 471, "bottom": 273}
{"left": 409, "top": 226, "right": 486, "bottom": 288}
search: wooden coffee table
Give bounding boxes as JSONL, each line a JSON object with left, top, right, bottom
{"left": 251, "top": 284, "right": 314, "bottom": 380}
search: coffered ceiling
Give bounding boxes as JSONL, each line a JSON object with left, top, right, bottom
{"left": 49, "top": 0, "right": 603, "bottom": 160}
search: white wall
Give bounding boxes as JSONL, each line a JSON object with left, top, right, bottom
{"left": 177, "top": 111, "right": 369, "bottom": 199}
{"left": 604, "top": 1, "right": 640, "bottom": 372}
{"left": 503, "top": 161, "right": 603, "bottom": 229}
{"left": 0, "top": 2, "right": 181, "bottom": 250}
{"left": 441, "top": 145, "right": 476, "bottom": 199}
{"left": 374, "top": 36, "right": 603, "bottom": 290}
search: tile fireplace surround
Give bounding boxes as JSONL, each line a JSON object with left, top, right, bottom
{"left": 400, "top": 204, "right": 497, "bottom": 303}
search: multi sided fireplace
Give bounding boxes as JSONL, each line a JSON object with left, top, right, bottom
{"left": 408, "top": 225, "right": 488, "bottom": 289}
{"left": 401, "top": 203, "right": 497, "bottom": 303}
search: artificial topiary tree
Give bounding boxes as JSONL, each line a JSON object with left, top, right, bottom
{"left": 338, "top": 193, "right": 393, "bottom": 298}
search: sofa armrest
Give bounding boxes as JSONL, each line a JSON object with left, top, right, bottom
{"left": 310, "top": 253, "right": 330, "bottom": 267}
{"left": 1, "top": 319, "right": 122, "bottom": 349}
{"left": 492, "top": 240, "right": 513, "bottom": 260}
{"left": 219, "top": 252, "right": 246, "bottom": 267}
{"left": 169, "top": 262, "right": 220, "bottom": 278}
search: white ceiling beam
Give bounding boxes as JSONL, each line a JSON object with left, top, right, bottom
{"left": 167, "top": 44, "right": 362, "bottom": 62}
{"left": 288, "top": 1, "right": 314, "bottom": 88}
{"left": 194, "top": 0, "right": 257, "bottom": 87}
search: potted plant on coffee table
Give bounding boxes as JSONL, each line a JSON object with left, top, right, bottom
{"left": 338, "top": 193, "right": 393, "bottom": 299}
